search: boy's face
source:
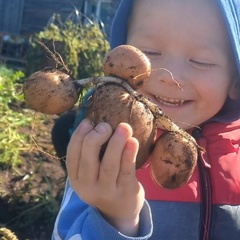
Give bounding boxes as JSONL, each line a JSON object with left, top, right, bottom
{"left": 127, "top": 0, "right": 238, "bottom": 129}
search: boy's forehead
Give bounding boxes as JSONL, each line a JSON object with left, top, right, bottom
{"left": 131, "top": 0, "right": 222, "bottom": 21}
{"left": 128, "top": 0, "right": 229, "bottom": 41}
{"left": 127, "top": 0, "right": 234, "bottom": 64}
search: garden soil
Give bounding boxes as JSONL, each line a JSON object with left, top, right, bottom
{"left": 0, "top": 113, "right": 66, "bottom": 240}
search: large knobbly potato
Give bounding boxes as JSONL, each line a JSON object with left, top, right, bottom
{"left": 85, "top": 83, "right": 157, "bottom": 169}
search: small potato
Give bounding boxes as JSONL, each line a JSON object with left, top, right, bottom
{"left": 23, "top": 68, "right": 80, "bottom": 114}
{"left": 150, "top": 131, "right": 198, "bottom": 189}
{"left": 103, "top": 45, "right": 151, "bottom": 89}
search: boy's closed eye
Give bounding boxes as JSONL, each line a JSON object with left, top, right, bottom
{"left": 143, "top": 50, "right": 216, "bottom": 69}
{"left": 142, "top": 50, "right": 162, "bottom": 56}
{"left": 143, "top": 50, "right": 162, "bottom": 56}
{"left": 189, "top": 59, "right": 216, "bottom": 69}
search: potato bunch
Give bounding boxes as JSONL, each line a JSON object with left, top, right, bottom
{"left": 23, "top": 45, "right": 201, "bottom": 189}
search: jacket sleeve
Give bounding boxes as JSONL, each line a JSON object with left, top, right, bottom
{"left": 52, "top": 180, "right": 153, "bottom": 240}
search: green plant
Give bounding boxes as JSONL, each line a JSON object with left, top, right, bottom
{"left": 0, "top": 66, "right": 43, "bottom": 169}
{"left": 26, "top": 16, "right": 110, "bottom": 79}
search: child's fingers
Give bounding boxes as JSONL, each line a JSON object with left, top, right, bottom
{"left": 117, "top": 137, "right": 139, "bottom": 187}
{"left": 99, "top": 123, "right": 133, "bottom": 187}
{"left": 79, "top": 122, "right": 113, "bottom": 185}
{"left": 66, "top": 119, "right": 93, "bottom": 182}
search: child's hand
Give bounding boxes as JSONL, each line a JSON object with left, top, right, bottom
{"left": 66, "top": 119, "right": 145, "bottom": 237}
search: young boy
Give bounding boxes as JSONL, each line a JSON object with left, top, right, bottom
{"left": 52, "top": 0, "right": 240, "bottom": 239}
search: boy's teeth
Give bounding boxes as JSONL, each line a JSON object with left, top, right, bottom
{"left": 155, "top": 95, "right": 185, "bottom": 106}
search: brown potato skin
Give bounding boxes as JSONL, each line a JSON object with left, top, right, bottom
{"left": 23, "top": 69, "right": 79, "bottom": 114}
{"left": 150, "top": 131, "right": 198, "bottom": 189}
{"left": 103, "top": 45, "right": 151, "bottom": 89}
{"left": 85, "top": 83, "right": 157, "bottom": 168}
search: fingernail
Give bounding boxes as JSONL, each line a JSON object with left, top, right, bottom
{"left": 95, "top": 123, "right": 108, "bottom": 134}
{"left": 75, "top": 119, "right": 91, "bottom": 134}
{"left": 116, "top": 124, "right": 129, "bottom": 136}
{"left": 80, "top": 119, "right": 92, "bottom": 129}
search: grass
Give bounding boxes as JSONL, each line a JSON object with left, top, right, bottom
{"left": 0, "top": 65, "right": 47, "bottom": 169}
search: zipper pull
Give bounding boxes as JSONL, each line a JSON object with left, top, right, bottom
{"left": 192, "top": 128, "right": 211, "bottom": 169}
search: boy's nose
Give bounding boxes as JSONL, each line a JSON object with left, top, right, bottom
{"left": 153, "top": 60, "right": 186, "bottom": 88}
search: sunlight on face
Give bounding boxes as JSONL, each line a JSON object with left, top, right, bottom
{"left": 127, "top": 0, "right": 237, "bottom": 129}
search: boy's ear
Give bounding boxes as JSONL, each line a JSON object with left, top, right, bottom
{"left": 228, "top": 77, "right": 240, "bottom": 100}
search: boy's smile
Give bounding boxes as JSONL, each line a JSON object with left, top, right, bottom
{"left": 154, "top": 95, "right": 185, "bottom": 107}
{"left": 127, "top": 0, "right": 238, "bottom": 129}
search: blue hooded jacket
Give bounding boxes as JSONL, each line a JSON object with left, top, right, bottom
{"left": 52, "top": 1, "right": 240, "bottom": 240}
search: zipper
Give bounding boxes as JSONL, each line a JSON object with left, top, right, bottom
{"left": 192, "top": 128, "right": 212, "bottom": 240}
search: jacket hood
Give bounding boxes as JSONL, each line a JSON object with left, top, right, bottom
{"left": 110, "top": 0, "right": 240, "bottom": 123}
